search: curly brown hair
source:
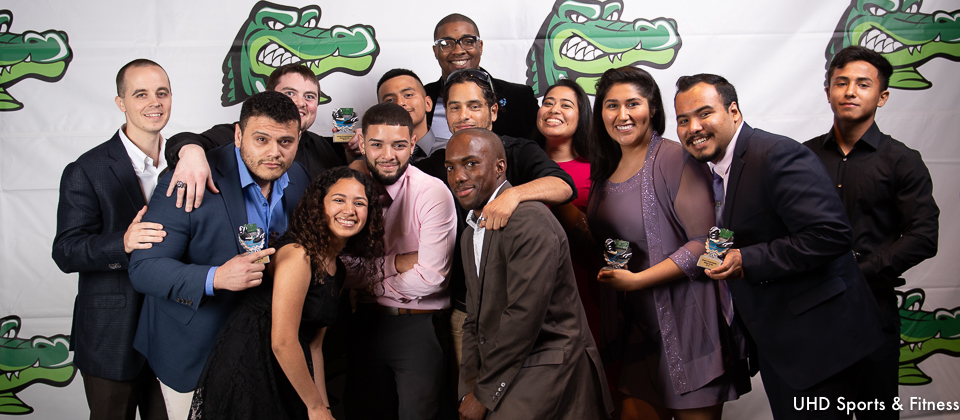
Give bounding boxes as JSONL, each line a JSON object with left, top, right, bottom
{"left": 278, "top": 167, "right": 385, "bottom": 286}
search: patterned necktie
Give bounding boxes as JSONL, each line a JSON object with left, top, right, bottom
{"left": 712, "top": 169, "right": 725, "bottom": 228}
{"left": 712, "top": 168, "right": 734, "bottom": 325}
{"left": 412, "top": 144, "right": 426, "bottom": 161}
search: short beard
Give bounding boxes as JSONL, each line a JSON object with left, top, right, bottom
{"left": 366, "top": 159, "right": 409, "bottom": 186}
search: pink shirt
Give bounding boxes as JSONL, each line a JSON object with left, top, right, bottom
{"left": 346, "top": 165, "right": 457, "bottom": 310}
{"left": 557, "top": 157, "right": 591, "bottom": 212}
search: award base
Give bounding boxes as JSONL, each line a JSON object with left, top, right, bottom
{"left": 333, "top": 133, "right": 354, "bottom": 143}
{"left": 697, "top": 255, "right": 722, "bottom": 269}
{"left": 254, "top": 255, "right": 270, "bottom": 264}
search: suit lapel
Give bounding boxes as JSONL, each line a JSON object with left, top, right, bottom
{"left": 212, "top": 145, "right": 247, "bottom": 254}
{"left": 722, "top": 123, "right": 752, "bottom": 227}
{"left": 106, "top": 134, "right": 147, "bottom": 211}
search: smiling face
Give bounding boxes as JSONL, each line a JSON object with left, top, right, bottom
{"left": 363, "top": 124, "right": 414, "bottom": 185}
{"left": 433, "top": 21, "right": 483, "bottom": 79}
{"left": 378, "top": 75, "right": 432, "bottom": 131}
{"left": 324, "top": 177, "right": 369, "bottom": 241}
{"left": 273, "top": 72, "right": 319, "bottom": 132}
{"left": 537, "top": 85, "right": 579, "bottom": 143}
{"left": 115, "top": 65, "right": 171, "bottom": 140}
{"left": 827, "top": 60, "right": 889, "bottom": 125}
{"left": 675, "top": 82, "right": 741, "bottom": 164}
{"left": 601, "top": 83, "right": 653, "bottom": 149}
{"left": 444, "top": 131, "right": 506, "bottom": 211}
{"left": 445, "top": 82, "right": 498, "bottom": 133}
{"left": 234, "top": 115, "right": 300, "bottom": 191}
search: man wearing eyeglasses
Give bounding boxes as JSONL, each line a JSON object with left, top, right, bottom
{"left": 425, "top": 13, "right": 540, "bottom": 143}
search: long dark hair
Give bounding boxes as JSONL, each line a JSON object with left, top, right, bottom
{"left": 534, "top": 79, "right": 591, "bottom": 159}
{"left": 587, "top": 66, "right": 665, "bottom": 205}
{"left": 279, "top": 167, "right": 385, "bottom": 284}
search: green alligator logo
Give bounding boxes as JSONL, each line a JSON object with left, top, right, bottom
{"left": 826, "top": 0, "right": 960, "bottom": 90}
{"left": 0, "top": 9, "right": 73, "bottom": 112}
{"left": 898, "top": 289, "right": 960, "bottom": 385}
{"left": 0, "top": 315, "right": 75, "bottom": 415}
{"left": 525, "top": 0, "right": 681, "bottom": 96}
{"left": 221, "top": 1, "right": 380, "bottom": 106}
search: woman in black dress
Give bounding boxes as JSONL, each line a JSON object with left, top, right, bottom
{"left": 191, "top": 167, "right": 385, "bottom": 420}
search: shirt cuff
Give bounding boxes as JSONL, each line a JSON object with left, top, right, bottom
{"left": 205, "top": 266, "right": 218, "bottom": 296}
{"left": 384, "top": 253, "right": 399, "bottom": 279}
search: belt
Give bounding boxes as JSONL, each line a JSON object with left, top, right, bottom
{"left": 360, "top": 303, "right": 441, "bottom": 316}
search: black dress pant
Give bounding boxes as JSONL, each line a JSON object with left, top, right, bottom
{"left": 80, "top": 363, "right": 166, "bottom": 420}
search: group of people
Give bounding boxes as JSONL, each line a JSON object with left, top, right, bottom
{"left": 52, "top": 11, "right": 939, "bottom": 420}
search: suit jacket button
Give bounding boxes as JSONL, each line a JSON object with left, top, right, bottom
{"left": 109, "top": 263, "right": 121, "bottom": 269}
{"left": 500, "top": 382, "right": 506, "bottom": 387}
{"left": 495, "top": 391, "right": 501, "bottom": 397}
{"left": 479, "top": 338, "right": 486, "bottom": 344}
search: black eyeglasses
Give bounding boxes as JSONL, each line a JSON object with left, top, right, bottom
{"left": 445, "top": 69, "right": 495, "bottom": 94}
{"left": 433, "top": 35, "right": 480, "bottom": 52}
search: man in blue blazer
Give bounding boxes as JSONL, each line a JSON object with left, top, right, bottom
{"left": 675, "top": 74, "right": 884, "bottom": 419}
{"left": 129, "top": 91, "right": 310, "bottom": 418}
{"left": 53, "top": 58, "right": 171, "bottom": 420}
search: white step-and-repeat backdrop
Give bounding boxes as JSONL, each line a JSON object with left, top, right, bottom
{"left": 1, "top": 0, "right": 958, "bottom": 418}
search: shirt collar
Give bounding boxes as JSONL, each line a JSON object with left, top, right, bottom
{"left": 383, "top": 165, "right": 412, "bottom": 200}
{"left": 234, "top": 147, "right": 289, "bottom": 195}
{"left": 821, "top": 121, "right": 881, "bottom": 153}
{"left": 466, "top": 180, "right": 508, "bottom": 229}
{"left": 708, "top": 120, "right": 744, "bottom": 178}
{"left": 118, "top": 126, "right": 166, "bottom": 174}
{"left": 417, "top": 130, "right": 437, "bottom": 155}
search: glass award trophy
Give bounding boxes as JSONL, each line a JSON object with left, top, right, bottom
{"left": 697, "top": 227, "right": 734, "bottom": 270}
{"left": 332, "top": 107, "right": 359, "bottom": 143}
{"left": 602, "top": 238, "right": 633, "bottom": 270}
{"left": 238, "top": 223, "right": 269, "bottom": 263}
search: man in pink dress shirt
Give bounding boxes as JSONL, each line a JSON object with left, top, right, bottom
{"left": 343, "top": 102, "right": 457, "bottom": 420}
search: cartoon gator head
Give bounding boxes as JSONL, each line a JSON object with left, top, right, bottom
{"left": 0, "top": 9, "right": 73, "bottom": 111}
{"left": 897, "top": 289, "right": 960, "bottom": 385}
{"left": 526, "top": 0, "right": 681, "bottom": 96}
{"left": 826, "top": 0, "right": 960, "bottom": 89}
{"left": 0, "top": 315, "right": 76, "bottom": 415}
{"left": 221, "top": 1, "right": 380, "bottom": 106}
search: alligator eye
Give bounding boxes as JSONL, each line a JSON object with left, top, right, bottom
{"left": 868, "top": 6, "right": 888, "bottom": 16}
{"left": 570, "top": 12, "right": 588, "bottom": 24}
{"left": 266, "top": 19, "right": 286, "bottom": 30}
{"left": 906, "top": 4, "right": 918, "bottom": 13}
{"left": 305, "top": 18, "right": 316, "bottom": 28}
{"left": 607, "top": 11, "right": 620, "bottom": 21}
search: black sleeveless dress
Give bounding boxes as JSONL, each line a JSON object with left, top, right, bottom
{"left": 190, "top": 239, "right": 344, "bottom": 419}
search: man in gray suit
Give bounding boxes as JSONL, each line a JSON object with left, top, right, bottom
{"left": 444, "top": 128, "right": 611, "bottom": 420}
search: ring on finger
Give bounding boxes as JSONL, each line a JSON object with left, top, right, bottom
{"left": 176, "top": 181, "right": 187, "bottom": 189}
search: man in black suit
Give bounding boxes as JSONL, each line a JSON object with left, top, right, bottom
{"left": 424, "top": 13, "right": 539, "bottom": 143}
{"left": 675, "top": 74, "right": 884, "bottom": 419}
{"left": 52, "top": 58, "right": 169, "bottom": 420}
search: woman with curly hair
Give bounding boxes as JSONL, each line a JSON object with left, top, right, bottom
{"left": 190, "top": 167, "right": 385, "bottom": 420}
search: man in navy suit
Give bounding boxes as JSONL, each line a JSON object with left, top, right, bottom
{"left": 129, "top": 90, "right": 310, "bottom": 418}
{"left": 675, "top": 74, "right": 884, "bottom": 419}
{"left": 53, "top": 58, "right": 170, "bottom": 420}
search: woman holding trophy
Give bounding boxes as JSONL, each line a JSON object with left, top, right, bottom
{"left": 586, "top": 66, "right": 748, "bottom": 420}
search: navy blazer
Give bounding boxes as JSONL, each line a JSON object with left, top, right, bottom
{"left": 722, "top": 123, "right": 884, "bottom": 390}
{"left": 52, "top": 133, "right": 150, "bottom": 381}
{"left": 129, "top": 143, "right": 309, "bottom": 392}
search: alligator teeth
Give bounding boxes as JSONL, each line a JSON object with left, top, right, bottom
{"left": 265, "top": 43, "right": 279, "bottom": 55}
{"left": 935, "top": 34, "right": 941, "bottom": 42}
{"left": 909, "top": 343, "right": 916, "bottom": 351}
{"left": 908, "top": 46, "right": 915, "bottom": 54}
{"left": 12, "top": 371, "right": 18, "bottom": 379}
{"left": 616, "top": 53, "right": 623, "bottom": 61}
{"left": 917, "top": 44, "right": 922, "bottom": 53}
{"left": 1, "top": 66, "right": 10, "bottom": 75}
{"left": 4, "top": 372, "right": 10, "bottom": 380}
{"left": 32, "top": 360, "right": 39, "bottom": 368}
{"left": 635, "top": 40, "right": 643, "bottom": 50}
{"left": 333, "top": 48, "right": 340, "bottom": 57}
{"left": 935, "top": 331, "right": 941, "bottom": 338}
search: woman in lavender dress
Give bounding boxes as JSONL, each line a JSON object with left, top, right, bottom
{"left": 587, "top": 66, "right": 749, "bottom": 420}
